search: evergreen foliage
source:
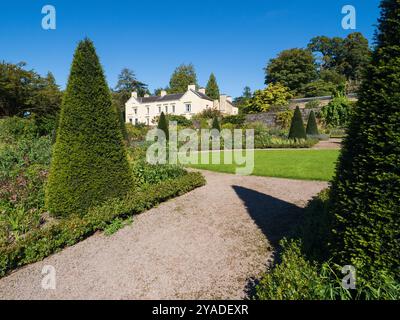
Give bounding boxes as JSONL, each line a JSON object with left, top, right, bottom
{"left": 205, "top": 73, "right": 220, "bottom": 100}
{"left": 45, "top": 39, "right": 133, "bottom": 217}
{"left": 157, "top": 112, "right": 169, "bottom": 139}
{"left": 211, "top": 116, "right": 221, "bottom": 131}
{"left": 288, "top": 106, "right": 307, "bottom": 139}
{"left": 329, "top": 0, "right": 400, "bottom": 279}
{"left": 306, "top": 111, "right": 319, "bottom": 135}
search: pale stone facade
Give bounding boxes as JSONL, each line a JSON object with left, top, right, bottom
{"left": 125, "top": 84, "right": 238, "bottom": 125}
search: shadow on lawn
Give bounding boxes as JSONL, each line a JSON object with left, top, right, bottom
{"left": 232, "top": 185, "right": 305, "bottom": 298}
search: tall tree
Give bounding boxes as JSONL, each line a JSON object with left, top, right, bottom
{"left": 329, "top": 0, "right": 400, "bottom": 279}
{"left": 265, "top": 48, "right": 318, "bottom": 94}
{"left": 46, "top": 39, "right": 133, "bottom": 217}
{"left": 205, "top": 73, "right": 220, "bottom": 99}
{"left": 308, "top": 33, "right": 371, "bottom": 82}
{"left": 115, "top": 68, "right": 148, "bottom": 97}
{"left": 168, "top": 63, "right": 198, "bottom": 94}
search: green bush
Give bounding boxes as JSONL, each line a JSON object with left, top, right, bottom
{"left": 0, "top": 117, "right": 39, "bottom": 144}
{"left": 221, "top": 115, "right": 245, "bottom": 126}
{"left": 131, "top": 161, "right": 187, "bottom": 187}
{"left": 319, "top": 96, "right": 352, "bottom": 128}
{"left": 0, "top": 171, "right": 206, "bottom": 277}
{"left": 275, "top": 109, "right": 294, "bottom": 129}
{"left": 329, "top": 0, "right": 400, "bottom": 280}
{"left": 45, "top": 39, "right": 133, "bottom": 217}
{"left": 305, "top": 100, "right": 321, "bottom": 109}
{"left": 288, "top": 106, "right": 306, "bottom": 139}
{"left": 255, "top": 239, "right": 400, "bottom": 300}
{"left": 306, "top": 110, "right": 319, "bottom": 135}
{"left": 166, "top": 114, "right": 192, "bottom": 127}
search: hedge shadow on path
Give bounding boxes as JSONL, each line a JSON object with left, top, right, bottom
{"left": 232, "top": 185, "right": 305, "bottom": 298}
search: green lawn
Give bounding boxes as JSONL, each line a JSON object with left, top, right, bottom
{"left": 187, "top": 149, "right": 340, "bottom": 181}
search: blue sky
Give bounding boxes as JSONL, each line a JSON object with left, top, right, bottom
{"left": 1, "top": 0, "right": 381, "bottom": 97}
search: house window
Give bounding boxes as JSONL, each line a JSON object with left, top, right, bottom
{"left": 134, "top": 108, "right": 137, "bottom": 115}
{"left": 146, "top": 107, "right": 149, "bottom": 115}
{"left": 135, "top": 119, "right": 138, "bottom": 125}
{"left": 185, "top": 104, "right": 191, "bottom": 113}
{"left": 158, "top": 106, "right": 161, "bottom": 114}
{"left": 129, "top": 118, "right": 133, "bottom": 124}
{"left": 172, "top": 105, "right": 175, "bottom": 113}
{"left": 165, "top": 105, "right": 168, "bottom": 113}
{"left": 147, "top": 118, "right": 149, "bottom": 125}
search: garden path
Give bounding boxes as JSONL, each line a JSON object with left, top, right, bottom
{"left": 0, "top": 171, "right": 326, "bottom": 299}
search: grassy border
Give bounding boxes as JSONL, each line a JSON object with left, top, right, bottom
{"left": 0, "top": 172, "right": 205, "bottom": 277}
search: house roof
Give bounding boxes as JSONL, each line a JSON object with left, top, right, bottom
{"left": 190, "top": 90, "right": 214, "bottom": 101}
{"left": 135, "top": 89, "right": 214, "bottom": 104}
{"left": 138, "top": 93, "right": 184, "bottom": 104}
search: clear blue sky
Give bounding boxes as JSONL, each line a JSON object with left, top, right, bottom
{"left": 1, "top": 0, "right": 381, "bottom": 97}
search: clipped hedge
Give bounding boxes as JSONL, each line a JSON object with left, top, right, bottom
{"left": 0, "top": 172, "right": 205, "bottom": 277}
{"left": 288, "top": 106, "right": 306, "bottom": 139}
{"left": 306, "top": 110, "right": 319, "bottom": 135}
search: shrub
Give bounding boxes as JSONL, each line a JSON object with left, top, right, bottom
{"left": 275, "top": 109, "right": 294, "bottom": 129}
{"left": 45, "top": 39, "right": 133, "bottom": 217}
{"left": 167, "top": 115, "right": 192, "bottom": 127}
{"left": 288, "top": 106, "right": 306, "bottom": 139}
{"left": 131, "top": 161, "right": 187, "bottom": 187}
{"left": 157, "top": 112, "right": 169, "bottom": 139}
{"left": 211, "top": 116, "right": 220, "bottom": 131}
{"left": 319, "top": 96, "right": 353, "bottom": 128}
{"left": 306, "top": 110, "right": 319, "bottom": 135}
{"left": 0, "top": 171, "right": 206, "bottom": 277}
{"left": 221, "top": 115, "right": 245, "bottom": 126}
{"left": 255, "top": 239, "right": 400, "bottom": 300}
{"left": 305, "top": 99, "right": 321, "bottom": 109}
{"left": 0, "top": 117, "right": 38, "bottom": 144}
{"left": 329, "top": 0, "right": 400, "bottom": 280}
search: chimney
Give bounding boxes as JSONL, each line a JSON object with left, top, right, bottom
{"left": 219, "top": 94, "right": 227, "bottom": 111}
{"left": 227, "top": 96, "right": 232, "bottom": 103}
{"left": 160, "top": 90, "right": 167, "bottom": 97}
{"left": 199, "top": 87, "right": 206, "bottom": 94}
{"left": 188, "top": 84, "right": 196, "bottom": 91}
{"left": 131, "top": 91, "right": 138, "bottom": 99}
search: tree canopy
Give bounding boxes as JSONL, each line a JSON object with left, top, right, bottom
{"left": 168, "top": 63, "right": 198, "bottom": 94}
{"left": 265, "top": 48, "right": 317, "bottom": 95}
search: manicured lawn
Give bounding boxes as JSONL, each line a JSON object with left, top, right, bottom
{"left": 188, "top": 149, "right": 340, "bottom": 181}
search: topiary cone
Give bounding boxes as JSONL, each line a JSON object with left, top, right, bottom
{"left": 306, "top": 110, "right": 319, "bottom": 135}
{"left": 157, "top": 112, "right": 169, "bottom": 140}
{"left": 45, "top": 38, "right": 133, "bottom": 217}
{"left": 288, "top": 106, "right": 306, "bottom": 139}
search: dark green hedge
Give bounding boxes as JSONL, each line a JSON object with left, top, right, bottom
{"left": 0, "top": 172, "right": 205, "bottom": 277}
{"left": 288, "top": 106, "right": 306, "bottom": 139}
{"left": 45, "top": 39, "right": 133, "bottom": 217}
{"left": 306, "top": 110, "right": 319, "bottom": 135}
{"left": 329, "top": 0, "right": 400, "bottom": 280}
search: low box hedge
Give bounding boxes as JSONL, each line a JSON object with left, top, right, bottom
{"left": 0, "top": 171, "right": 205, "bottom": 277}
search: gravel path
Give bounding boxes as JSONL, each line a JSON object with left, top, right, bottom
{"left": 0, "top": 171, "right": 327, "bottom": 300}
{"left": 313, "top": 138, "right": 342, "bottom": 149}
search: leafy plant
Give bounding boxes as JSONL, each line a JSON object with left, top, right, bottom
{"left": 288, "top": 106, "right": 306, "bottom": 139}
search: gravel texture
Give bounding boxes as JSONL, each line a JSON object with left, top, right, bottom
{"left": 0, "top": 171, "right": 327, "bottom": 300}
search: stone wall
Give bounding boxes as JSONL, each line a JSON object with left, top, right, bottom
{"left": 245, "top": 108, "right": 321, "bottom": 127}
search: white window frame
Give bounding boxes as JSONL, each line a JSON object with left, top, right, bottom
{"left": 185, "top": 103, "right": 191, "bottom": 113}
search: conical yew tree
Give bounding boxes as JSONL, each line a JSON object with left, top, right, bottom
{"left": 46, "top": 39, "right": 133, "bottom": 217}
{"left": 211, "top": 116, "right": 221, "bottom": 131}
{"left": 288, "top": 106, "right": 306, "bottom": 139}
{"left": 157, "top": 112, "right": 169, "bottom": 139}
{"left": 306, "top": 110, "right": 319, "bottom": 135}
{"left": 329, "top": 0, "right": 400, "bottom": 279}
